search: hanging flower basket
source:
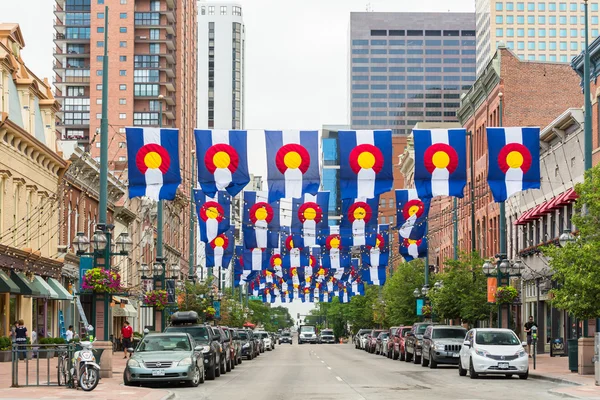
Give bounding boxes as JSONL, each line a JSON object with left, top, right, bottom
{"left": 495, "top": 286, "right": 519, "bottom": 305}
{"left": 144, "top": 290, "right": 168, "bottom": 310}
{"left": 204, "top": 306, "right": 216, "bottom": 321}
{"left": 82, "top": 268, "right": 122, "bottom": 293}
{"left": 421, "top": 305, "right": 432, "bottom": 318}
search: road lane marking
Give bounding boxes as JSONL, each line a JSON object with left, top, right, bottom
{"left": 327, "top": 367, "right": 332, "bottom": 370}
{"left": 336, "top": 376, "right": 343, "bottom": 382}
{"left": 321, "top": 360, "right": 325, "bottom": 363}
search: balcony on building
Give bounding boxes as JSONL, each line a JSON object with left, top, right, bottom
{"left": 134, "top": 33, "right": 176, "bottom": 51}
{"left": 134, "top": 12, "right": 174, "bottom": 35}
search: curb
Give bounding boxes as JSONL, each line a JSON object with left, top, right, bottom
{"left": 547, "top": 389, "right": 581, "bottom": 399}
{"left": 159, "top": 391, "right": 176, "bottom": 400}
{"left": 529, "top": 372, "right": 582, "bottom": 386}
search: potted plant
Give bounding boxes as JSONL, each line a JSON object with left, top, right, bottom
{"left": 495, "top": 286, "right": 519, "bottom": 305}
{"left": 143, "top": 290, "right": 168, "bottom": 310}
{"left": 204, "top": 306, "right": 216, "bottom": 321}
{"left": 0, "top": 337, "right": 11, "bottom": 362}
{"left": 82, "top": 268, "right": 122, "bottom": 293}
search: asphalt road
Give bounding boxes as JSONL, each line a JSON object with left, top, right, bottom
{"left": 169, "top": 341, "right": 565, "bottom": 400}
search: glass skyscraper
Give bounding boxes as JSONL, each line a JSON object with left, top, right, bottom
{"left": 321, "top": 125, "right": 348, "bottom": 225}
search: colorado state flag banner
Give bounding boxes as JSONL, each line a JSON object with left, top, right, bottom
{"left": 486, "top": 127, "right": 541, "bottom": 202}
{"left": 339, "top": 130, "right": 393, "bottom": 200}
{"left": 265, "top": 130, "right": 320, "bottom": 202}
{"left": 413, "top": 128, "right": 467, "bottom": 199}
{"left": 243, "top": 248, "right": 269, "bottom": 271}
{"left": 205, "top": 227, "right": 234, "bottom": 269}
{"left": 399, "top": 237, "right": 428, "bottom": 262}
{"left": 362, "top": 225, "right": 390, "bottom": 269}
{"left": 126, "top": 127, "right": 181, "bottom": 200}
{"left": 291, "top": 192, "right": 330, "bottom": 247}
{"left": 243, "top": 191, "right": 280, "bottom": 249}
{"left": 395, "top": 189, "right": 430, "bottom": 240}
{"left": 320, "top": 225, "right": 350, "bottom": 270}
{"left": 195, "top": 129, "right": 250, "bottom": 197}
{"left": 340, "top": 197, "right": 379, "bottom": 247}
{"left": 194, "top": 189, "right": 231, "bottom": 243}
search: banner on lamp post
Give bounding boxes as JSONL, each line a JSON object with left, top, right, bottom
{"left": 416, "top": 298, "right": 425, "bottom": 316}
{"left": 166, "top": 279, "right": 176, "bottom": 303}
{"left": 487, "top": 277, "right": 498, "bottom": 303}
{"left": 213, "top": 300, "right": 221, "bottom": 319}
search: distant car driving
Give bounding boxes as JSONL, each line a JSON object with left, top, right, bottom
{"left": 279, "top": 332, "right": 292, "bottom": 344}
{"left": 319, "top": 329, "right": 335, "bottom": 344}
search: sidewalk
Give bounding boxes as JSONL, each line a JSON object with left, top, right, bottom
{"left": 530, "top": 353, "right": 600, "bottom": 399}
{"left": 0, "top": 353, "right": 173, "bottom": 400}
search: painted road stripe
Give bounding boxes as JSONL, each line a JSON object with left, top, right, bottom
{"left": 336, "top": 376, "right": 343, "bottom": 382}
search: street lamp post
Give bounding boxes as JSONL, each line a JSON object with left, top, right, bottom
{"left": 189, "top": 150, "right": 196, "bottom": 280}
{"left": 483, "top": 256, "right": 523, "bottom": 328}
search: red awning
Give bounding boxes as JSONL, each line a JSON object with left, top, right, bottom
{"left": 545, "top": 191, "right": 566, "bottom": 211}
{"left": 526, "top": 202, "right": 547, "bottom": 222}
{"left": 515, "top": 208, "right": 535, "bottom": 225}
{"left": 562, "top": 188, "right": 578, "bottom": 203}
{"left": 514, "top": 188, "right": 579, "bottom": 226}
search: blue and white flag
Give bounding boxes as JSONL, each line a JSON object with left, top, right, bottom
{"left": 339, "top": 130, "right": 393, "bottom": 200}
{"left": 291, "top": 192, "right": 329, "bottom": 247}
{"left": 361, "top": 266, "right": 387, "bottom": 286}
{"left": 487, "top": 127, "right": 541, "bottom": 202}
{"left": 205, "top": 227, "right": 234, "bottom": 269}
{"left": 413, "top": 128, "right": 467, "bottom": 198}
{"left": 265, "top": 130, "right": 320, "bottom": 202}
{"left": 243, "top": 191, "right": 280, "bottom": 249}
{"left": 399, "top": 237, "right": 428, "bottom": 262}
{"left": 320, "top": 225, "right": 350, "bottom": 270}
{"left": 243, "top": 248, "right": 269, "bottom": 271}
{"left": 195, "top": 129, "right": 250, "bottom": 197}
{"left": 395, "top": 189, "right": 430, "bottom": 240}
{"left": 362, "top": 225, "right": 390, "bottom": 269}
{"left": 126, "top": 127, "right": 181, "bottom": 200}
{"left": 340, "top": 197, "right": 379, "bottom": 247}
{"left": 194, "top": 189, "right": 231, "bottom": 243}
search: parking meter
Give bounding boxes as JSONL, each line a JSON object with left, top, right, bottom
{"left": 532, "top": 325, "right": 538, "bottom": 369}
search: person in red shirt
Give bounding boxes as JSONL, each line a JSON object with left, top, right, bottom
{"left": 121, "top": 321, "right": 133, "bottom": 359}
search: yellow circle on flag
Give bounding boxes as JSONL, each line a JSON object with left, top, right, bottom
{"left": 255, "top": 207, "right": 268, "bottom": 221}
{"left": 213, "top": 151, "right": 231, "bottom": 169}
{"left": 206, "top": 206, "right": 219, "bottom": 220}
{"left": 330, "top": 237, "right": 340, "bottom": 248}
{"left": 506, "top": 151, "right": 524, "bottom": 169}
{"left": 144, "top": 152, "right": 162, "bottom": 169}
{"left": 274, "top": 258, "right": 282, "bottom": 266}
{"left": 303, "top": 207, "right": 317, "bottom": 221}
{"left": 214, "top": 237, "right": 225, "bottom": 247}
{"left": 432, "top": 151, "right": 450, "bottom": 169}
{"left": 357, "top": 151, "right": 376, "bottom": 169}
{"left": 408, "top": 205, "right": 420, "bottom": 216}
{"left": 408, "top": 239, "right": 418, "bottom": 245}
{"left": 376, "top": 237, "right": 381, "bottom": 247}
{"left": 353, "top": 207, "right": 366, "bottom": 220}
{"left": 289, "top": 239, "right": 295, "bottom": 248}
{"left": 284, "top": 151, "right": 302, "bottom": 169}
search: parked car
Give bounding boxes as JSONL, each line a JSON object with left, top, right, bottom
{"left": 391, "top": 326, "right": 411, "bottom": 360}
{"left": 366, "top": 329, "right": 384, "bottom": 353}
{"left": 123, "top": 332, "right": 204, "bottom": 387}
{"left": 237, "top": 329, "right": 255, "bottom": 360}
{"left": 354, "top": 329, "right": 371, "bottom": 349}
{"left": 269, "top": 332, "right": 277, "bottom": 349}
{"left": 298, "top": 325, "right": 318, "bottom": 344}
{"left": 421, "top": 325, "right": 467, "bottom": 368}
{"left": 229, "top": 328, "right": 242, "bottom": 366}
{"left": 319, "top": 329, "right": 336, "bottom": 344}
{"left": 404, "top": 322, "right": 437, "bottom": 364}
{"left": 163, "top": 311, "right": 221, "bottom": 380}
{"left": 385, "top": 327, "right": 399, "bottom": 358}
{"left": 279, "top": 332, "right": 293, "bottom": 344}
{"left": 458, "top": 328, "right": 529, "bottom": 379}
{"left": 256, "top": 331, "right": 274, "bottom": 351}
{"left": 215, "top": 326, "right": 231, "bottom": 373}
{"left": 374, "top": 332, "right": 389, "bottom": 355}
{"left": 253, "top": 332, "right": 265, "bottom": 353}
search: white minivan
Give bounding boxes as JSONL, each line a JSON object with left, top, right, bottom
{"left": 458, "top": 328, "right": 529, "bottom": 380}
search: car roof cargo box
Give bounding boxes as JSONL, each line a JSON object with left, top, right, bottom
{"left": 170, "top": 311, "right": 199, "bottom": 325}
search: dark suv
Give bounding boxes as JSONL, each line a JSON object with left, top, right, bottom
{"left": 229, "top": 328, "right": 242, "bottom": 366}
{"left": 237, "top": 329, "right": 256, "bottom": 359}
{"left": 404, "top": 322, "right": 437, "bottom": 364}
{"left": 421, "top": 325, "right": 467, "bottom": 368}
{"left": 216, "top": 326, "right": 232, "bottom": 373}
{"left": 163, "top": 311, "right": 222, "bottom": 380}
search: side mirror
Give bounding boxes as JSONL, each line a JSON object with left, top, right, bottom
{"left": 127, "top": 347, "right": 134, "bottom": 354}
{"left": 463, "top": 341, "right": 471, "bottom": 347}
{"left": 194, "top": 345, "right": 203, "bottom": 351}
{"left": 521, "top": 341, "right": 528, "bottom": 347}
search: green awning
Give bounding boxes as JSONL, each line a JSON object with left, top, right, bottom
{"left": 34, "top": 276, "right": 59, "bottom": 299}
{"left": 11, "top": 271, "right": 41, "bottom": 297}
{"left": 47, "top": 278, "right": 73, "bottom": 301}
{"left": 0, "top": 270, "right": 20, "bottom": 294}
{"left": 30, "top": 275, "right": 51, "bottom": 298}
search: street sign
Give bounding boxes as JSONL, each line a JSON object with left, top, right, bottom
{"left": 249, "top": 296, "right": 261, "bottom": 301}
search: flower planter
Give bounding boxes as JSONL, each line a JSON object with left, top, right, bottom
{"left": 0, "top": 351, "right": 11, "bottom": 362}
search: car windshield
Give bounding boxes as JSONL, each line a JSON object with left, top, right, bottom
{"left": 379, "top": 333, "right": 389, "bottom": 339}
{"left": 416, "top": 325, "right": 430, "bottom": 334}
{"left": 432, "top": 329, "right": 466, "bottom": 339}
{"left": 322, "top": 330, "right": 333, "bottom": 335}
{"left": 257, "top": 332, "right": 269, "bottom": 338}
{"left": 136, "top": 336, "right": 191, "bottom": 352}
{"left": 300, "top": 326, "right": 315, "bottom": 333}
{"left": 401, "top": 328, "right": 411, "bottom": 336}
{"left": 476, "top": 331, "right": 520, "bottom": 346}
{"left": 282, "top": 333, "right": 290, "bottom": 337}
{"left": 357, "top": 329, "right": 370, "bottom": 335}
{"left": 372, "top": 330, "right": 384, "bottom": 337}
{"left": 165, "top": 326, "right": 209, "bottom": 342}
{"left": 238, "top": 332, "right": 248, "bottom": 340}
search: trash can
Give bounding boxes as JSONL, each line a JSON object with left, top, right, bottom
{"left": 568, "top": 338, "right": 578, "bottom": 372}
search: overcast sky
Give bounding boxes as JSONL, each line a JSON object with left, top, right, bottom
{"left": 4, "top": 0, "right": 475, "bottom": 318}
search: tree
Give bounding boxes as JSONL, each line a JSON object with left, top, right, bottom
{"left": 543, "top": 165, "right": 600, "bottom": 320}
{"left": 383, "top": 259, "right": 425, "bottom": 326}
{"left": 429, "top": 252, "right": 493, "bottom": 325}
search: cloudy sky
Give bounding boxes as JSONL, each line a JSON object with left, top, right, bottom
{"left": 4, "top": 0, "right": 474, "bottom": 319}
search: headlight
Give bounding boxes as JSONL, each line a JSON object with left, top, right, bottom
{"left": 243, "top": 343, "right": 250, "bottom": 349}
{"left": 202, "top": 346, "right": 211, "bottom": 353}
{"left": 127, "top": 359, "right": 140, "bottom": 368}
{"left": 475, "top": 348, "right": 490, "bottom": 358}
{"left": 434, "top": 343, "right": 445, "bottom": 351}
{"left": 178, "top": 357, "right": 193, "bottom": 366}
{"left": 516, "top": 350, "right": 527, "bottom": 358}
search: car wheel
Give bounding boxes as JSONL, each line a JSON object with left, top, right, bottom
{"left": 226, "top": 357, "right": 232, "bottom": 372}
{"left": 458, "top": 359, "right": 467, "bottom": 376}
{"left": 186, "top": 365, "right": 201, "bottom": 387}
{"left": 232, "top": 357, "right": 236, "bottom": 369}
{"left": 413, "top": 352, "right": 421, "bottom": 365}
{"left": 421, "top": 352, "right": 429, "bottom": 367}
{"left": 469, "top": 358, "right": 479, "bottom": 379}
{"left": 399, "top": 349, "right": 405, "bottom": 361}
{"left": 220, "top": 357, "right": 226, "bottom": 374}
{"left": 215, "top": 358, "right": 221, "bottom": 377}
{"left": 199, "top": 366, "right": 205, "bottom": 384}
{"left": 429, "top": 355, "right": 437, "bottom": 369}
{"left": 206, "top": 358, "right": 217, "bottom": 380}
{"left": 393, "top": 350, "right": 399, "bottom": 360}
{"left": 405, "top": 349, "right": 412, "bottom": 362}
{"left": 238, "top": 356, "right": 242, "bottom": 364}
{"left": 519, "top": 371, "right": 529, "bottom": 380}
{"left": 123, "top": 370, "right": 135, "bottom": 387}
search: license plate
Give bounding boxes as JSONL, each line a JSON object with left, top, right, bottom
{"left": 498, "top": 362, "right": 509, "bottom": 369}
{"left": 152, "top": 370, "right": 165, "bottom": 376}
{"left": 452, "top": 353, "right": 460, "bottom": 358}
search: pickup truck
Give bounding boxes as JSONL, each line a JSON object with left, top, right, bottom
{"left": 403, "top": 322, "right": 436, "bottom": 364}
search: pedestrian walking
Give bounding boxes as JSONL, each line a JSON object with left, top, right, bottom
{"left": 15, "top": 319, "right": 28, "bottom": 361}
{"left": 65, "top": 325, "right": 74, "bottom": 342}
{"left": 121, "top": 320, "right": 133, "bottom": 359}
{"left": 524, "top": 315, "right": 537, "bottom": 357}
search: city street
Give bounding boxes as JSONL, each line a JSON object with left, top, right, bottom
{"left": 169, "top": 342, "right": 564, "bottom": 400}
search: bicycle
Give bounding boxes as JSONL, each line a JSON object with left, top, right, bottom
{"left": 57, "top": 346, "right": 71, "bottom": 387}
